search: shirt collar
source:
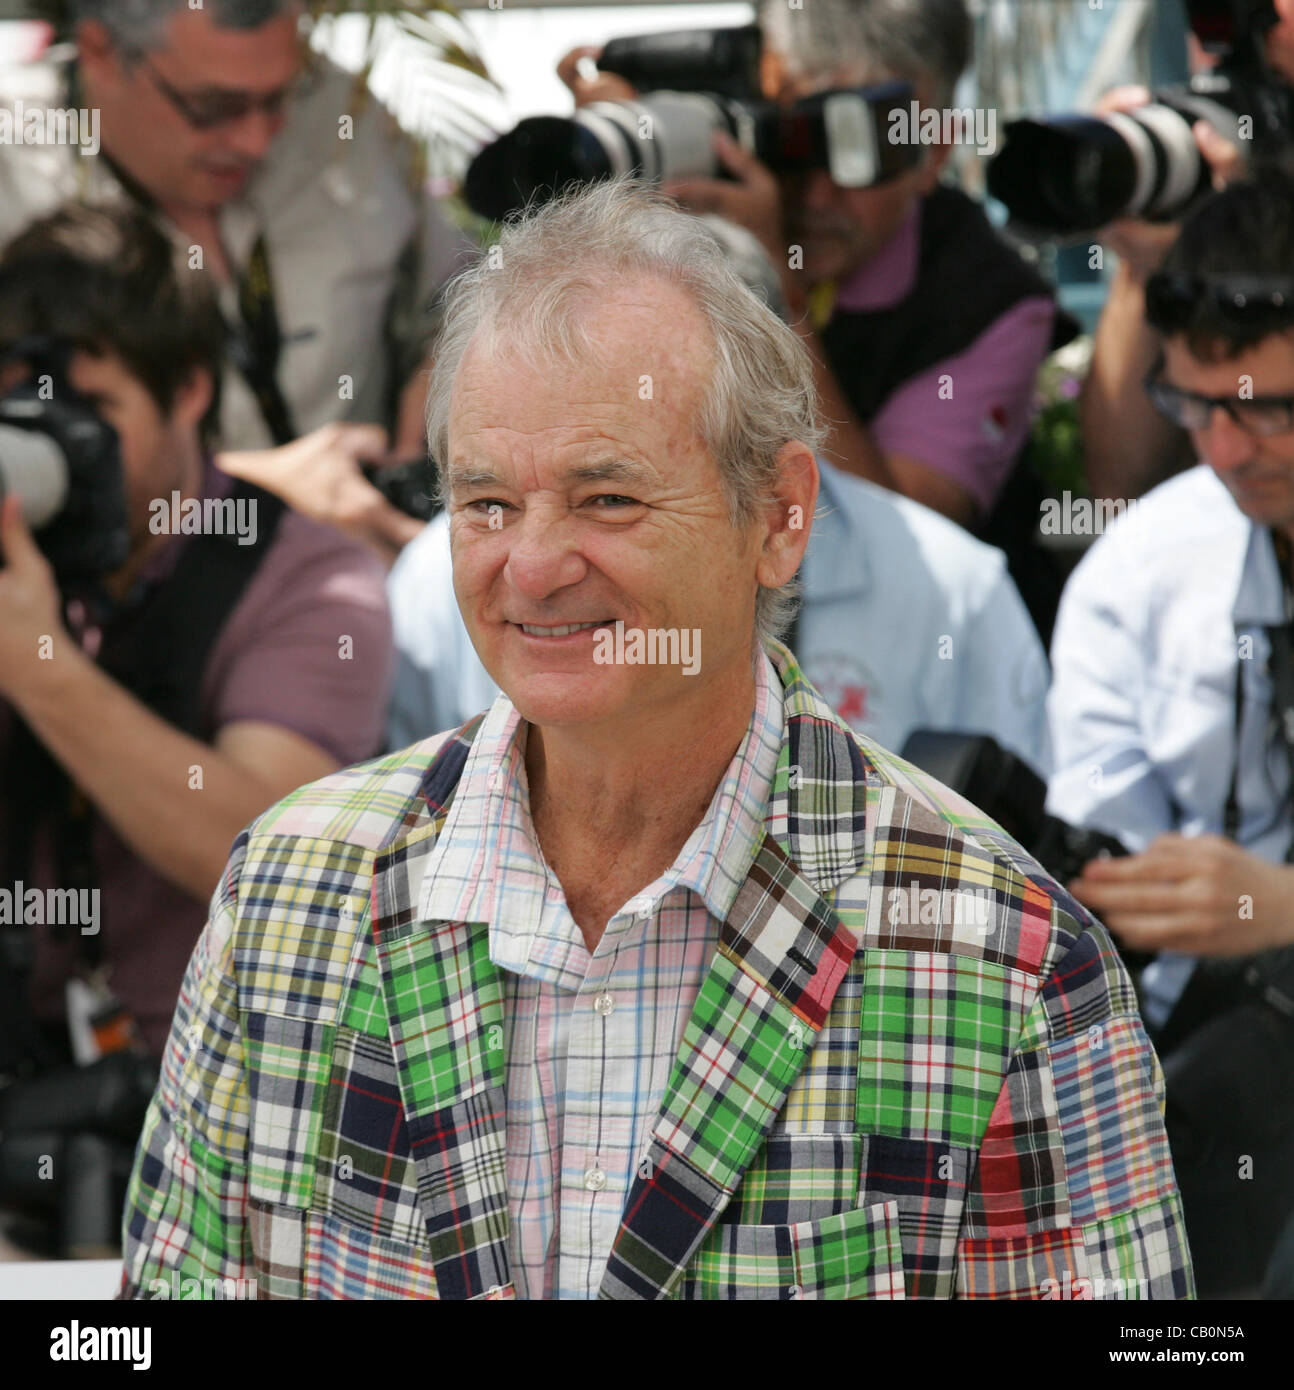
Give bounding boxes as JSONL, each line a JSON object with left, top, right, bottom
{"left": 1233, "top": 522, "right": 1287, "bottom": 627}
{"left": 832, "top": 198, "right": 922, "bottom": 313}
{"left": 802, "top": 459, "right": 871, "bottom": 603}
{"left": 416, "top": 646, "right": 786, "bottom": 957}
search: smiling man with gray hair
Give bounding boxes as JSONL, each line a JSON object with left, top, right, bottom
{"left": 120, "top": 177, "right": 1191, "bottom": 1301}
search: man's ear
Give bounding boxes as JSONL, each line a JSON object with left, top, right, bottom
{"left": 756, "top": 441, "right": 818, "bottom": 590}
{"left": 76, "top": 19, "right": 126, "bottom": 87}
{"left": 171, "top": 366, "right": 215, "bottom": 433}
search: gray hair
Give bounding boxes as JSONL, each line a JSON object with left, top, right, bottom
{"left": 70, "top": 0, "right": 292, "bottom": 54}
{"left": 758, "top": 0, "right": 971, "bottom": 111}
{"left": 425, "top": 177, "right": 826, "bottom": 644}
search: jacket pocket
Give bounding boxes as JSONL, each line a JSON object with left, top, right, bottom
{"left": 674, "top": 1198, "right": 906, "bottom": 1300}
{"left": 302, "top": 1209, "right": 439, "bottom": 1300}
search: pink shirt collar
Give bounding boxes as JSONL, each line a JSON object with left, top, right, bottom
{"left": 832, "top": 198, "right": 922, "bottom": 313}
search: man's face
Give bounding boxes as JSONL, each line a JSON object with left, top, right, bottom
{"left": 772, "top": 63, "right": 943, "bottom": 284}
{"left": 445, "top": 280, "right": 772, "bottom": 730}
{"left": 1163, "top": 330, "right": 1294, "bottom": 528}
{"left": 79, "top": 5, "right": 303, "bottom": 211}
{"left": 66, "top": 349, "right": 205, "bottom": 550}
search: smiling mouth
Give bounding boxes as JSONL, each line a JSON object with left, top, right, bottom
{"left": 516, "top": 620, "right": 611, "bottom": 637}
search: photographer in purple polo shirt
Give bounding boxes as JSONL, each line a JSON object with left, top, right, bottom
{"left": 0, "top": 204, "right": 393, "bottom": 1078}
{"left": 563, "top": 0, "right": 1060, "bottom": 530}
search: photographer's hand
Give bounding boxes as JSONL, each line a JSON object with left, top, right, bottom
{"left": 1092, "top": 86, "right": 1246, "bottom": 283}
{"left": 215, "top": 423, "right": 425, "bottom": 569}
{"left": 0, "top": 494, "right": 66, "bottom": 702}
{"left": 1069, "top": 832, "right": 1294, "bottom": 956}
{"left": 556, "top": 45, "right": 639, "bottom": 106}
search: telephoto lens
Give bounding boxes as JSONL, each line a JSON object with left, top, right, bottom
{"left": 987, "top": 96, "right": 1237, "bottom": 234}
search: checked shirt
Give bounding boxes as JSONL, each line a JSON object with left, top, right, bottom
{"left": 119, "top": 640, "right": 1195, "bottom": 1299}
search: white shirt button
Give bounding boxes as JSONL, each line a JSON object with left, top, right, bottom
{"left": 593, "top": 992, "right": 614, "bottom": 1017}
{"left": 584, "top": 1167, "right": 607, "bottom": 1192}
{"left": 628, "top": 896, "right": 653, "bottom": 920}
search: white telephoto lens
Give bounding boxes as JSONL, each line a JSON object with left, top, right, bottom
{"left": 0, "top": 425, "right": 70, "bottom": 528}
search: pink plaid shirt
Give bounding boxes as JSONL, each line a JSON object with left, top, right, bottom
{"left": 417, "top": 651, "right": 784, "bottom": 1297}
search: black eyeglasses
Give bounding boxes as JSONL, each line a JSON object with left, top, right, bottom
{"left": 1144, "top": 360, "right": 1294, "bottom": 437}
{"left": 138, "top": 53, "right": 313, "bottom": 131}
{"left": 1145, "top": 271, "right": 1294, "bottom": 336}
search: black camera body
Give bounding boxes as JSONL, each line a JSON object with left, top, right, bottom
{"left": 0, "top": 336, "right": 129, "bottom": 583}
{"left": 988, "top": 0, "right": 1294, "bottom": 234}
{"left": 898, "top": 729, "right": 1159, "bottom": 988}
{"left": 464, "top": 24, "right": 923, "bottom": 223}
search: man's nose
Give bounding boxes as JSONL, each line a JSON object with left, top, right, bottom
{"left": 222, "top": 107, "right": 284, "bottom": 163}
{"left": 503, "top": 509, "right": 587, "bottom": 599}
{"left": 800, "top": 169, "right": 839, "bottom": 209}
{"left": 1203, "top": 407, "right": 1259, "bottom": 474}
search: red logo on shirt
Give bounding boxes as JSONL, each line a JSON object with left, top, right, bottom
{"left": 836, "top": 685, "right": 867, "bottom": 723}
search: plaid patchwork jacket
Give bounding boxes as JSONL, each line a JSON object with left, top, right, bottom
{"left": 120, "top": 642, "right": 1194, "bottom": 1299}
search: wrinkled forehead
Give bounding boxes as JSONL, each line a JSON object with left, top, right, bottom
{"left": 450, "top": 280, "right": 714, "bottom": 411}
{"left": 444, "top": 317, "right": 714, "bottom": 479}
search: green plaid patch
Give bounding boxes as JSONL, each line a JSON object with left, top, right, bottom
{"left": 341, "top": 948, "right": 387, "bottom": 1038}
{"left": 372, "top": 917, "right": 505, "bottom": 1117}
{"left": 654, "top": 950, "right": 808, "bottom": 1191}
{"left": 675, "top": 1198, "right": 905, "bottom": 1299}
{"left": 856, "top": 948, "right": 1033, "bottom": 1147}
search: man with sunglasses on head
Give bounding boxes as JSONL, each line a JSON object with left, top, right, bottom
{"left": 0, "top": 0, "right": 469, "bottom": 553}
{"left": 1047, "top": 169, "right": 1294, "bottom": 1297}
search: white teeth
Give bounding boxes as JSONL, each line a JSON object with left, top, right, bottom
{"left": 519, "top": 621, "right": 604, "bottom": 637}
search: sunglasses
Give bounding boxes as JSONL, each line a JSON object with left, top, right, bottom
{"left": 1145, "top": 271, "right": 1294, "bottom": 335}
{"left": 139, "top": 53, "right": 315, "bottom": 132}
{"left": 1145, "top": 360, "right": 1294, "bottom": 437}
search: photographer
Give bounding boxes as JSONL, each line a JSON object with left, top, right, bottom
{"left": 1081, "top": 1, "right": 1294, "bottom": 501}
{"left": 0, "top": 0, "right": 472, "bottom": 561}
{"left": 1048, "top": 170, "right": 1294, "bottom": 1295}
{"left": 559, "top": 0, "right": 1062, "bottom": 540}
{"left": 0, "top": 202, "right": 393, "bottom": 1079}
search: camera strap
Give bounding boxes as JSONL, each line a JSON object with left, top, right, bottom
{"left": 231, "top": 235, "right": 299, "bottom": 448}
{"left": 1168, "top": 530, "right": 1294, "bottom": 1050}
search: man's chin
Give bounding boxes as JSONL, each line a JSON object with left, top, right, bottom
{"left": 1222, "top": 475, "right": 1294, "bottom": 529}
{"left": 496, "top": 667, "right": 633, "bottom": 729}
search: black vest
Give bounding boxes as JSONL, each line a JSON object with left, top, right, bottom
{"left": 819, "top": 185, "right": 1073, "bottom": 425}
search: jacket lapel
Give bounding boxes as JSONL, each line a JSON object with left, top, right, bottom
{"left": 370, "top": 717, "right": 515, "bottom": 1300}
{"left": 599, "top": 644, "right": 873, "bottom": 1300}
